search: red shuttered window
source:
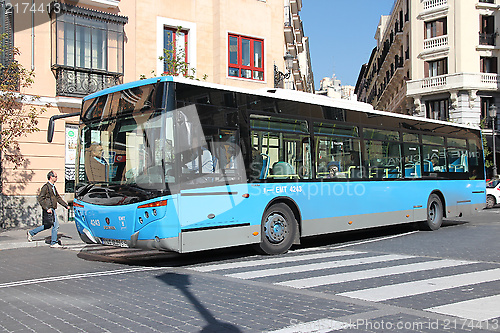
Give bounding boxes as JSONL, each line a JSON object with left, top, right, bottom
{"left": 228, "top": 34, "right": 264, "bottom": 81}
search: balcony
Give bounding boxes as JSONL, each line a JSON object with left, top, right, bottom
{"left": 423, "top": 0, "right": 447, "bottom": 10}
{"left": 418, "top": 0, "right": 448, "bottom": 21}
{"left": 419, "top": 35, "right": 450, "bottom": 59}
{"left": 292, "top": 13, "right": 301, "bottom": 30}
{"left": 407, "top": 72, "right": 500, "bottom": 97}
{"left": 424, "top": 35, "right": 449, "bottom": 50}
{"left": 479, "top": 32, "right": 497, "bottom": 46}
{"left": 54, "top": 66, "right": 123, "bottom": 98}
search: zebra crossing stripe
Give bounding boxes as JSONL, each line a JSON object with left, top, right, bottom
{"left": 265, "top": 318, "right": 353, "bottom": 333}
{"left": 339, "top": 268, "right": 500, "bottom": 302}
{"left": 226, "top": 254, "right": 412, "bottom": 279}
{"left": 425, "top": 294, "right": 500, "bottom": 321}
{"left": 190, "top": 250, "right": 363, "bottom": 272}
{"left": 277, "top": 259, "right": 474, "bottom": 289}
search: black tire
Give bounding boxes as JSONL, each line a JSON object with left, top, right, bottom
{"left": 258, "top": 203, "right": 297, "bottom": 255}
{"left": 420, "top": 193, "right": 443, "bottom": 231}
{"left": 486, "top": 195, "right": 496, "bottom": 209}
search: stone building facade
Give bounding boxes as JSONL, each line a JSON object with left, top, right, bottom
{"left": 355, "top": 0, "right": 500, "bottom": 166}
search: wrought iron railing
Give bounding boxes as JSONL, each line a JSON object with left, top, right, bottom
{"left": 54, "top": 66, "right": 123, "bottom": 97}
{"left": 480, "top": 32, "right": 497, "bottom": 46}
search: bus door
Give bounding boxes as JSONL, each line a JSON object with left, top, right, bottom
{"left": 176, "top": 124, "right": 255, "bottom": 252}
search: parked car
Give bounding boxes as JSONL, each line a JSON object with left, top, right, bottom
{"left": 486, "top": 179, "right": 500, "bottom": 208}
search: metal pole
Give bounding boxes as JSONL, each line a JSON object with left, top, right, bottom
{"left": 493, "top": 116, "right": 498, "bottom": 178}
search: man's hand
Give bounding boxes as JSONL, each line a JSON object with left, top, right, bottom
{"left": 47, "top": 209, "right": 52, "bottom": 213}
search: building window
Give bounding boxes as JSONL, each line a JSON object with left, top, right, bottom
{"left": 51, "top": 3, "right": 127, "bottom": 97}
{"left": 425, "top": 17, "right": 447, "bottom": 39}
{"left": 480, "top": 15, "right": 496, "bottom": 46}
{"left": 481, "top": 57, "right": 498, "bottom": 73}
{"left": 426, "top": 99, "right": 449, "bottom": 121}
{"left": 228, "top": 34, "right": 264, "bottom": 81}
{"left": 163, "top": 27, "right": 188, "bottom": 74}
{"left": 51, "top": 3, "right": 126, "bottom": 74}
{"left": 425, "top": 58, "right": 448, "bottom": 77}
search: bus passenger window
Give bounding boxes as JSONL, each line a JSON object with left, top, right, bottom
{"left": 468, "top": 138, "right": 484, "bottom": 179}
{"left": 447, "top": 138, "right": 468, "bottom": 173}
{"left": 403, "top": 143, "right": 422, "bottom": 178}
{"left": 447, "top": 147, "right": 468, "bottom": 173}
{"left": 313, "top": 123, "right": 361, "bottom": 179}
{"left": 423, "top": 145, "right": 446, "bottom": 173}
{"left": 365, "top": 140, "right": 402, "bottom": 179}
{"left": 250, "top": 115, "right": 309, "bottom": 181}
{"left": 315, "top": 137, "right": 362, "bottom": 179}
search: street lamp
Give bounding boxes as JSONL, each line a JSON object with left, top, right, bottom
{"left": 274, "top": 52, "right": 294, "bottom": 88}
{"left": 489, "top": 104, "right": 498, "bottom": 178}
{"left": 284, "top": 51, "right": 294, "bottom": 72}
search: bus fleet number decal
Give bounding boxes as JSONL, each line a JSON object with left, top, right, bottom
{"left": 265, "top": 185, "right": 303, "bottom": 194}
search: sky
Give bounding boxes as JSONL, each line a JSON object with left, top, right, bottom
{"left": 300, "top": 0, "right": 396, "bottom": 88}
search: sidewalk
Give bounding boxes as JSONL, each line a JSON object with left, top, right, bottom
{"left": 0, "top": 222, "right": 84, "bottom": 251}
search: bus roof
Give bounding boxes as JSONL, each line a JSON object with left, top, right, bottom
{"left": 83, "top": 76, "right": 480, "bottom": 131}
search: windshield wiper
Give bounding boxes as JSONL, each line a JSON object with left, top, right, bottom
{"left": 76, "top": 183, "right": 95, "bottom": 197}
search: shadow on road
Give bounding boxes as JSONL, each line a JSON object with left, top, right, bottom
{"left": 77, "top": 219, "right": 470, "bottom": 267}
{"left": 156, "top": 272, "right": 242, "bottom": 332}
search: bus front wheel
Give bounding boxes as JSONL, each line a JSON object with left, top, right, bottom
{"left": 259, "top": 203, "right": 297, "bottom": 255}
{"left": 420, "top": 193, "right": 443, "bottom": 231}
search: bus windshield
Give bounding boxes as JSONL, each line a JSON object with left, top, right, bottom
{"left": 76, "top": 109, "right": 173, "bottom": 205}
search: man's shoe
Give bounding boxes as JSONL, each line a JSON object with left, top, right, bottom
{"left": 27, "top": 231, "right": 33, "bottom": 242}
{"left": 50, "top": 243, "right": 64, "bottom": 248}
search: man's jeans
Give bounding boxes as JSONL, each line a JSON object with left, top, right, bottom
{"left": 29, "top": 209, "right": 59, "bottom": 245}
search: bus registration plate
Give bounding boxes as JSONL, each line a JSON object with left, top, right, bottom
{"left": 101, "top": 238, "right": 129, "bottom": 248}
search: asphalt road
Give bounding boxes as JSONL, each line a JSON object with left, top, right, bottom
{"left": 0, "top": 209, "right": 499, "bottom": 332}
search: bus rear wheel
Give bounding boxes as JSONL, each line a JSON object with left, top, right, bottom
{"left": 420, "top": 193, "right": 443, "bottom": 231}
{"left": 259, "top": 203, "right": 297, "bottom": 255}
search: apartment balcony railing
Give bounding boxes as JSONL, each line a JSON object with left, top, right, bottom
{"left": 479, "top": 32, "right": 497, "bottom": 46}
{"left": 407, "top": 72, "right": 500, "bottom": 96}
{"left": 284, "top": 5, "right": 292, "bottom": 27}
{"left": 54, "top": 66, "right": 123, "bottom": 98}
{"left": 423, "top": 0, "right": 448, "bottom": 10}
{"left": 422, "top": 75, "right": 447, "bottom": 88}
{"left": 424, "top": 35, "right": 449, "bottom": 50}
{"left": 481, "top": 73, "right": 500, "bottom": 84}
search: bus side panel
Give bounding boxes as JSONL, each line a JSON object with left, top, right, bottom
{"left": 439, "top": 179, "right": 485, "bottom": 217}
{"left": 180, "top": 225, "right": 261, "bottom": 253}
{"left": 294, "top": 179, "right": 484, "bottom": 237}
{"left": 177, "top": 184, "right": 266, "bottom": 253}
{"left": 134, "top": 195, "right": 181, "bottom": 251}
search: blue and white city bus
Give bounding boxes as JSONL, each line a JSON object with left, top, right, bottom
{"left": 72, "top": 76, "right": 485, "bottom": 255}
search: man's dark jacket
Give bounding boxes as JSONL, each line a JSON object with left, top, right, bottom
{"left": 37, "top": 182, "right": 68, "bottom": 211}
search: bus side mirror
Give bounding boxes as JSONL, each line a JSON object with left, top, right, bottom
{"left": 47, "top": 116, "right": 55, "bottom": 143}
{"left": 46, "top": 112, "right": 80, "bottom": 143}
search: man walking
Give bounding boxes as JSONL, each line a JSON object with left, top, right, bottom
{"left": 27, "top": 171, "right": 69, "bottom": 248}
